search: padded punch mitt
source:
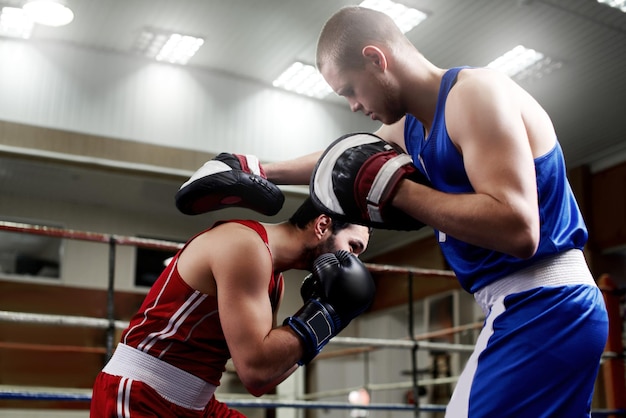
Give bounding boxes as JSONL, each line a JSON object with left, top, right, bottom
{"left": 310, "top": 133, "right": 429, "bottom": 231}
{"left": 176, "top": 153, "right": 285, "bottom": 216}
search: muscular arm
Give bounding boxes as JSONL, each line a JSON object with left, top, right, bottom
{"left": 391, "top": 71, "right": 541, "bottom": 258}
{"left": 263, "top": 123, "right": 400, "bottom": 185}
{"left": 264, "top": 151, "right": 322, "bottom": 185}
{"left": 179, "top": 225, "right": 303, "bottom": 396}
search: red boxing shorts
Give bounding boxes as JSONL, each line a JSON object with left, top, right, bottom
{"left": 90, "top": 372, "right": 245, "bottom": 418}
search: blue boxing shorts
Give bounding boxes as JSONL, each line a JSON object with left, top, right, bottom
{"left": 446, "top": 250, "right": 608, "bottom": 418}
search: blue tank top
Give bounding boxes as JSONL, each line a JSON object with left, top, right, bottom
{"left": 404, "top": 67, "right": 588, "bottom": 293}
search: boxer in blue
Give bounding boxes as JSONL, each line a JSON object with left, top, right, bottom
{"left": 259, "top": 6, "right": 609, "bottom": 417}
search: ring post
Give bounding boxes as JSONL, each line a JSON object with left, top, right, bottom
{"left": 598, "top": 274, "right": 626, "bottom": 415}
{"left": 408, "top": 272, "right": 420, "bottom": 417}
{"left": 105, "top": 236, "right": 116, "bottom": 362}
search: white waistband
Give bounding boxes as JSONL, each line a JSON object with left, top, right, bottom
{"left": 103, "top": 343, "right": 216, "bottom": 410}
{"left": 474, "top": 249, "right": 596, "bottom": 315}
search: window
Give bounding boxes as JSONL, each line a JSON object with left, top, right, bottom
{"left": 134, "top": 237, "right": 180, "bottom": 288}
{"left": 0, "top": 220, "right": 62, "bottom": 279}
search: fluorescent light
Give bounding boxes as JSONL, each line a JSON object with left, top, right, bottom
{"left": 23, "top": 0, "right": 74, "bottom": 27}
{"left": 156, "top": 34, "right": 204, "bottom": 64}
{"left": 134, "top": 30, "right": 170, "bottom": 57}
{"left": 0, "top": 1, "right": 73, "bottom": 40}
{"left": 0, "top": 7, "right": 33, "bottom": 39}
{"left": 487, "top": 45, "right": 544, "bottom": 76}
{"left": 359, "top": 0, "right": 427, "bottom": 33}
{"left": 133, "top": 30, "right": 204, "bottom": 65}
{"left": 487, "top": 45, "right": 562, "bottom": 81}
{"left": 272, "top": 62, "right": 334, "bottom": 99}
{"left": 597, "top": 0, "right": 626, "bottom": 12}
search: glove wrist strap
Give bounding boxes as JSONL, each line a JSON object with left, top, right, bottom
{"left": 284, "top": 299, "right": 337, "bottom": 365}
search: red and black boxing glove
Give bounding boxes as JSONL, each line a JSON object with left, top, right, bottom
{"left": 175, "top": 153, "right": 285, "bottom": 216}
{"left": 310, "top": 133, "right": 429, "bottom": 231}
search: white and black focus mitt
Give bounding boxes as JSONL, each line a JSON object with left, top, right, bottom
{"left": 175, "top": 153, "right": 285, "bottom": 216}
{"left": 310, "top": 133, "right": 429, "bottom": 231}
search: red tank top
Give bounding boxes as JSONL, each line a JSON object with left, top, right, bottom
{"left": 121, "top": 220, "right": 284, "bottom": 386}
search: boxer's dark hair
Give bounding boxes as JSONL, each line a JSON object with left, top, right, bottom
{"left": 289, "top": 198, "right": 371, "bottom": 234}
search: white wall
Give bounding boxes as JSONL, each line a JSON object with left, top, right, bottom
{"left": 0, "top": 39, "right": 378, "bottom": 163}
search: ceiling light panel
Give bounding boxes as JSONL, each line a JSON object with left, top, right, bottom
{"left": 0, "top": 7, "right": 33, "bottom": 39}
{"left": 272, "top": 62, "right": 334, "bottom": 99}
{"left": 597, "top": 0, "right": 626, "bottom": 12}
{"left": 359, "top": 0, "right": 428, "bottom": 33}
{"left": 487, "top": 45, "right": 562, "bottom": 81}
{"left": 133, "top": 29, "right": 204, "bottom": 65}
{"left": 156, "top": 34, "right": 204, "bottom": 65}
{"left": 23, "top": 0, "right": 74, "bottom": 27}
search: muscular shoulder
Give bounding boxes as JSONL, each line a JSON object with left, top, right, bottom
{"left": 179, "top": 222, "right": 272, "bottom": 293}
{"left": 445, "top": 69, "right": 524, "bottom": 145}
{"left": 451, "top": 68, "right": 519, "bottom": 105}
{"left": 448, "top": 68, "right": 554, "bottom": 156}
{"left": 205, "top": 222, "right": 270, "bottom": 264}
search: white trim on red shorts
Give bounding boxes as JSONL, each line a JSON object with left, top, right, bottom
{"left": 103, "top": 343, "right": 216, "bottom": 410}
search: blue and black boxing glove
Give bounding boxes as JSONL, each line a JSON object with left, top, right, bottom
{"left": 283, "top": 250, "right": 375, "bottom": 365}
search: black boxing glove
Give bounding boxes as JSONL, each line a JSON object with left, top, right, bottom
{"left": 175, "top": 153, "right": 285, "bottom": 216}
{"left": 283, "top": 250, "right": 375, "bottom": 365}
{"left": 310, "top": 132, "right": 429, "bottom": 231}
{"left": 299, "top": 273, "right": 320, "bottom": 302}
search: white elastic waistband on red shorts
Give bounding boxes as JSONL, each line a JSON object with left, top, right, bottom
{"left": 103, "top": 343, "right": 216, "bottom": 410}
{"left": 474, "top": 249, "right": 596, "bottom": 315}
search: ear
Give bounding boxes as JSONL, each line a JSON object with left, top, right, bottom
{"left": 362, "top": 45, "right": 388, "bottom": 71}
{"left": 314, "top": 215, "right": 332, "bottom": 240}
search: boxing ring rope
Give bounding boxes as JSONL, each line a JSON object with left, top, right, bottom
{"left": 0, "top": 310, "right": 482, "bottom": 354}
{"left": 0, "top": 388, "right": 623, "bottom": 417}
{"left": 0, "top": 221, "right": 624, "bottom": 417}
{"left": 316, "top": 321, "right": 484, "bottom": 360}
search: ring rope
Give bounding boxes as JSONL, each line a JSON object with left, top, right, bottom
{"left": 363, "top": 262, "right": 456, "bottom": 278}
{"left": 0, "top": 221, "right": 456, "bottom": 276}
{"left": 330, "top": 336, "right": 476, "bottom": 353}
{"left": 0, "top": 309, "right": 477, "bottom": 352}
{"left": 0, "top": 389, "right": 624, "bottom": 416}
{"left": 298, "top": 376, "right": 460, "bottom": 400}
{"left": 0, "top": 310, "right": 621, "bottom": 359}
{"left": 0, "top": 310, "right": 128, "bottom": 330}
{"left": 317, "top": 321, "right": 483, "bottom": 360}
{"left": 0, "top": 221, "right": 183, "bottom": 251}
{"left": 0, "top": 309, "right": 476, "bottom": 353}
{"left": 0, "top": 388, "right": 446, "bottom": 410}
{"left": 0, "top": 341, "right": 107, "bottom": 355}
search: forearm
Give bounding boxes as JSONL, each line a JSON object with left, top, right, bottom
{"left": 393, "top": 180, "right": 539, "bottom": 258}
{"left": 264, "top": 152, "right": 322, "bottom": 185}
{"left": 233, "top": 326, "right": 304, "bottom": 396}
{"left": 252, "top": 363, "right": 299, "bottom": 397}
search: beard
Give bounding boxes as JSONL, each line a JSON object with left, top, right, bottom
{"left": 376, "top": 77, "right": 406, "bottom": 125}
{"left": 301, "top": 234, "right": 338, "bottom": 271}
